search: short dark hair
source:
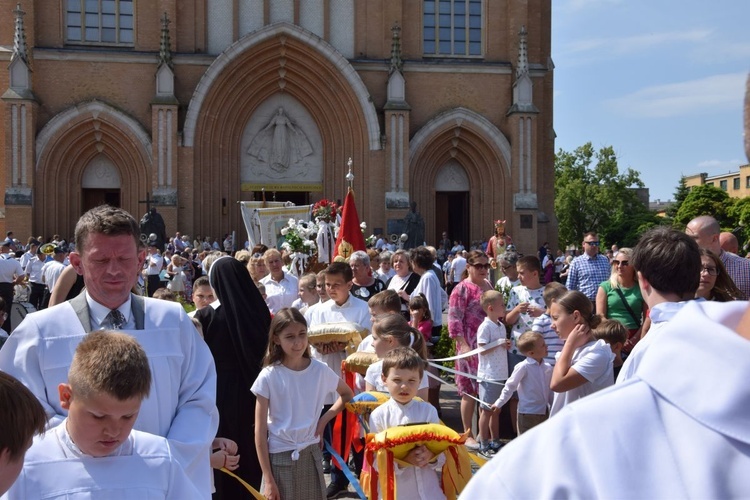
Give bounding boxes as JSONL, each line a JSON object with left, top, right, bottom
{"left": 326, "top": 261, "right": 353, "bottom": 282}
{"left": 381, "top": 346, "right": 425, "bottom": 378}
{"left": 632, "top": 227, "right": 700, "bottom": 298}
{"left": 193, "top": 276, "right": 210, "bottom": 289}
{"left": 517, "top": 255, "right": 541, "bottom": 273}
{"left": 542, "top": 281, "right": 567, "bottom": 308}
{"left": 0, "top": 372, "right": 47, "bottom": 461}
{"left": 593, "top": 318, "right": 628, "bottom": 345}
{"left": 74, "top": 205, "right": 140, "bottom": 254}
{"left": 409, "top": 246, "right": 435, "bottom": 270}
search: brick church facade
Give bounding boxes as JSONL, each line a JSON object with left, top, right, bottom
{"left": 1, "top": 0, "right": 555, "bottom": 254}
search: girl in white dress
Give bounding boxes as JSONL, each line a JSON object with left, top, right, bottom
{"left": 167, "top": 255, "right": 186, "bottom": 299}
{"left": 252, "top": 308, "right": 353, "bottom": 500}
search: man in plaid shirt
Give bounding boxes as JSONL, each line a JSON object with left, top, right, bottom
{"left": 686, "top": 216, "right": 749, "bottom": 300}
{"left": 565, "top": 231, "right": 611, "bottom": 308}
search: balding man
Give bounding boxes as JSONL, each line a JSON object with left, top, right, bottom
{"left": 719, "top": 232, "right": 740, "bottom": 255}
{"left": 686, "top": 216, "right": 749, "bottom": 299}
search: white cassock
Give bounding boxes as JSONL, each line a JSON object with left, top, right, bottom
{"left": 0, "top": 292, "right": 218, "bottom": 496}
{"left": 305, "top": 294, "right": 372, "bottom": 401}
{"left": 459, "top": 300, "right": 750, "bottom": 499}
{"left": 1, "top": 421, "right": 202, "bottom": 499}
{"left": 369, "top": 398, "right": 446, "bottom": 500}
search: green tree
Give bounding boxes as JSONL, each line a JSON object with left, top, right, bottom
{"left": 554, "top": 143, "right": 653, "bottom": 248}
{"left": 666, "top": 176, "right": 690, "bottom": 219}
{"left": 673, "top": 184, "right": 735, "bottom": 228}
{"left": 727, "top": 196, "right": 750, "bottom": 251}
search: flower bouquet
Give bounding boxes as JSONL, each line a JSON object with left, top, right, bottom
{"left": 280, "top": 218, "right": 318, "bottom": 276}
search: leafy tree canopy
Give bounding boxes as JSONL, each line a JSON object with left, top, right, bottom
{"left": 673, "top": 184, "right": 733, "bottom": 228}
{"left": 666, "top": 176, "right": 690, "bottom": 218}
{"left": 554, "top": 143, "right": 659, "bottom": 249}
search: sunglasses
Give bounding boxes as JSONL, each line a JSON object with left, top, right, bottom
{"left": 584, "top": 241, "right": 600, "bottom": 246}
{"left": 471, "top": 263, "right": 491, "bottom": 270}
{"left": 613, "top": 260, "right": 629, "bottom": 266}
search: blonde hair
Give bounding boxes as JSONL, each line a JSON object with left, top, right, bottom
{"left": 68, "top": 331, "right": 152, "bottom": 401}
{"left": 369, "top": 289, "right": 401, "bottom": 313}
{"left": 480, "top": 289, "right": 504, "bottom": 310}
{"left": 516, "top": 331, "right": 543, "bottom": 354}
{"left": 609, "top": 247, "right": 633, "bottom": 289}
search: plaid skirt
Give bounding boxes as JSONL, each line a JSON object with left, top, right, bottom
{"left": 265, "top": 443, "right": 326, "bottom": 500}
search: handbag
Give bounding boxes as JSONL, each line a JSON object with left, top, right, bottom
{"left": 613, "top": 287, "right": 641, "bottom": 328}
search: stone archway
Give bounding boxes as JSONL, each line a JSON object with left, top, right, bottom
{"left": 187, "top": 23, "right": 380, "bottom": 236}
{"left": 34, "top": 101, "right": 151, "bottom": 237}
{"left": 409, "top": 108, "right": 512, "bottom": 245}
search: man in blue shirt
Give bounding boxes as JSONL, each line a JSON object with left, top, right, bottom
{"left": 565, "top": 232, "right": 610, "bottom": 308}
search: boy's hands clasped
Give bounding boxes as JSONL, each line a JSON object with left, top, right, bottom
{"left": 404, "top": 444, "right": 436, "bottom": 468}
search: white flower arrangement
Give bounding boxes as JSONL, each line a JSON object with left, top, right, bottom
{"left": 280, "top": 219, "right": 317, "bottom": 256}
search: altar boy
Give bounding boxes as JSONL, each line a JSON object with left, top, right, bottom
{"left": 2, "top": 331, "right": 200, "bottom": 499}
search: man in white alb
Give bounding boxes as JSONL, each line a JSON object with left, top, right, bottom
{"left": 0, "top": 205, "right": 218, "bottom": 496}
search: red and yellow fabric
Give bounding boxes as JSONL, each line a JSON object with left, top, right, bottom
{"left": 362, "top": 423, "right": 472, "bottom": 500}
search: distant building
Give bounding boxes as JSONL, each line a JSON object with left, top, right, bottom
{"left": 649, "top": 199, "right": 674, "bottom": 218}
{"left": 685, "top": 165, "right": 750, "bottom": 199}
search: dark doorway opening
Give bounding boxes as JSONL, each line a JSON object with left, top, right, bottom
{"left": 82, "top": 189, "right": 121, "bottom": 214}
{"left": 435, "top": 191, "right": 469, "bottom": 248}
{"left": 252, "top": 191, "right": 310, "bottom": 206}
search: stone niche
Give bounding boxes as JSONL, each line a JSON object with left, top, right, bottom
{"left": 239, "top": 95, "right": 324, "bottom": 192}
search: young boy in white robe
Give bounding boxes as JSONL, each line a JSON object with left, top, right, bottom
{"left": 2, "top": 331, "right": 200, "bottom": 499}
{"left": 369, "top": 347, "right": 446, "bottom": 500}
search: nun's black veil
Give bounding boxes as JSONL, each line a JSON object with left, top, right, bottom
{"left": 195, "top": 256, "right": 271, "bottom": 495}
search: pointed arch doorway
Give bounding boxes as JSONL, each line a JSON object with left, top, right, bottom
{"left": 435, "top": 160, "right": 470, "bottom": 248}
{"left": 81, "top": 155, "right": 122, "bottom": 212}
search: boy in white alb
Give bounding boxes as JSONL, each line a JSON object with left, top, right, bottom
{"left": 462, "top": 300, "right": 750, "bottom": 499}
{"left": 491, "top": 332, "right": 552, "bottom": 435}
{"left": 476, "top": 290, "right": 510, "bottom": 456}
{"left": 369, "top": 348, "right": 446, "bottom": 500}
{"left": 2, "top": 331, "right": 199, "bottom": 499}
{"left": 304, "top": 262, "right": 372, "bottom": 497}
{"left": 617, "top": 227, "right": 701, "bottom": 383}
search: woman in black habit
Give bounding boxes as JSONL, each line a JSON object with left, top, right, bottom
{"left": 195, "top": 257, "right": 271, "bottom": 497}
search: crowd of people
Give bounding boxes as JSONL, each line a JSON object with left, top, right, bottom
{"left": 0, "top": 205, "right": 749, "bottom": 499}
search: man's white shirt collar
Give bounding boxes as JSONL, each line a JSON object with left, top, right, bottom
{"left": 86, "top": 291, "right": 133, "bottom": 330}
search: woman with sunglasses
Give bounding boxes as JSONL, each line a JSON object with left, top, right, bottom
{"left": 595, "top": 247, "right": 646, "bottom": 356}
{"left": 695, "top": 248, "right": 744, "bottom": 302}
{"left": 448, "top": 250, "right": 494, "bottom": 449}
